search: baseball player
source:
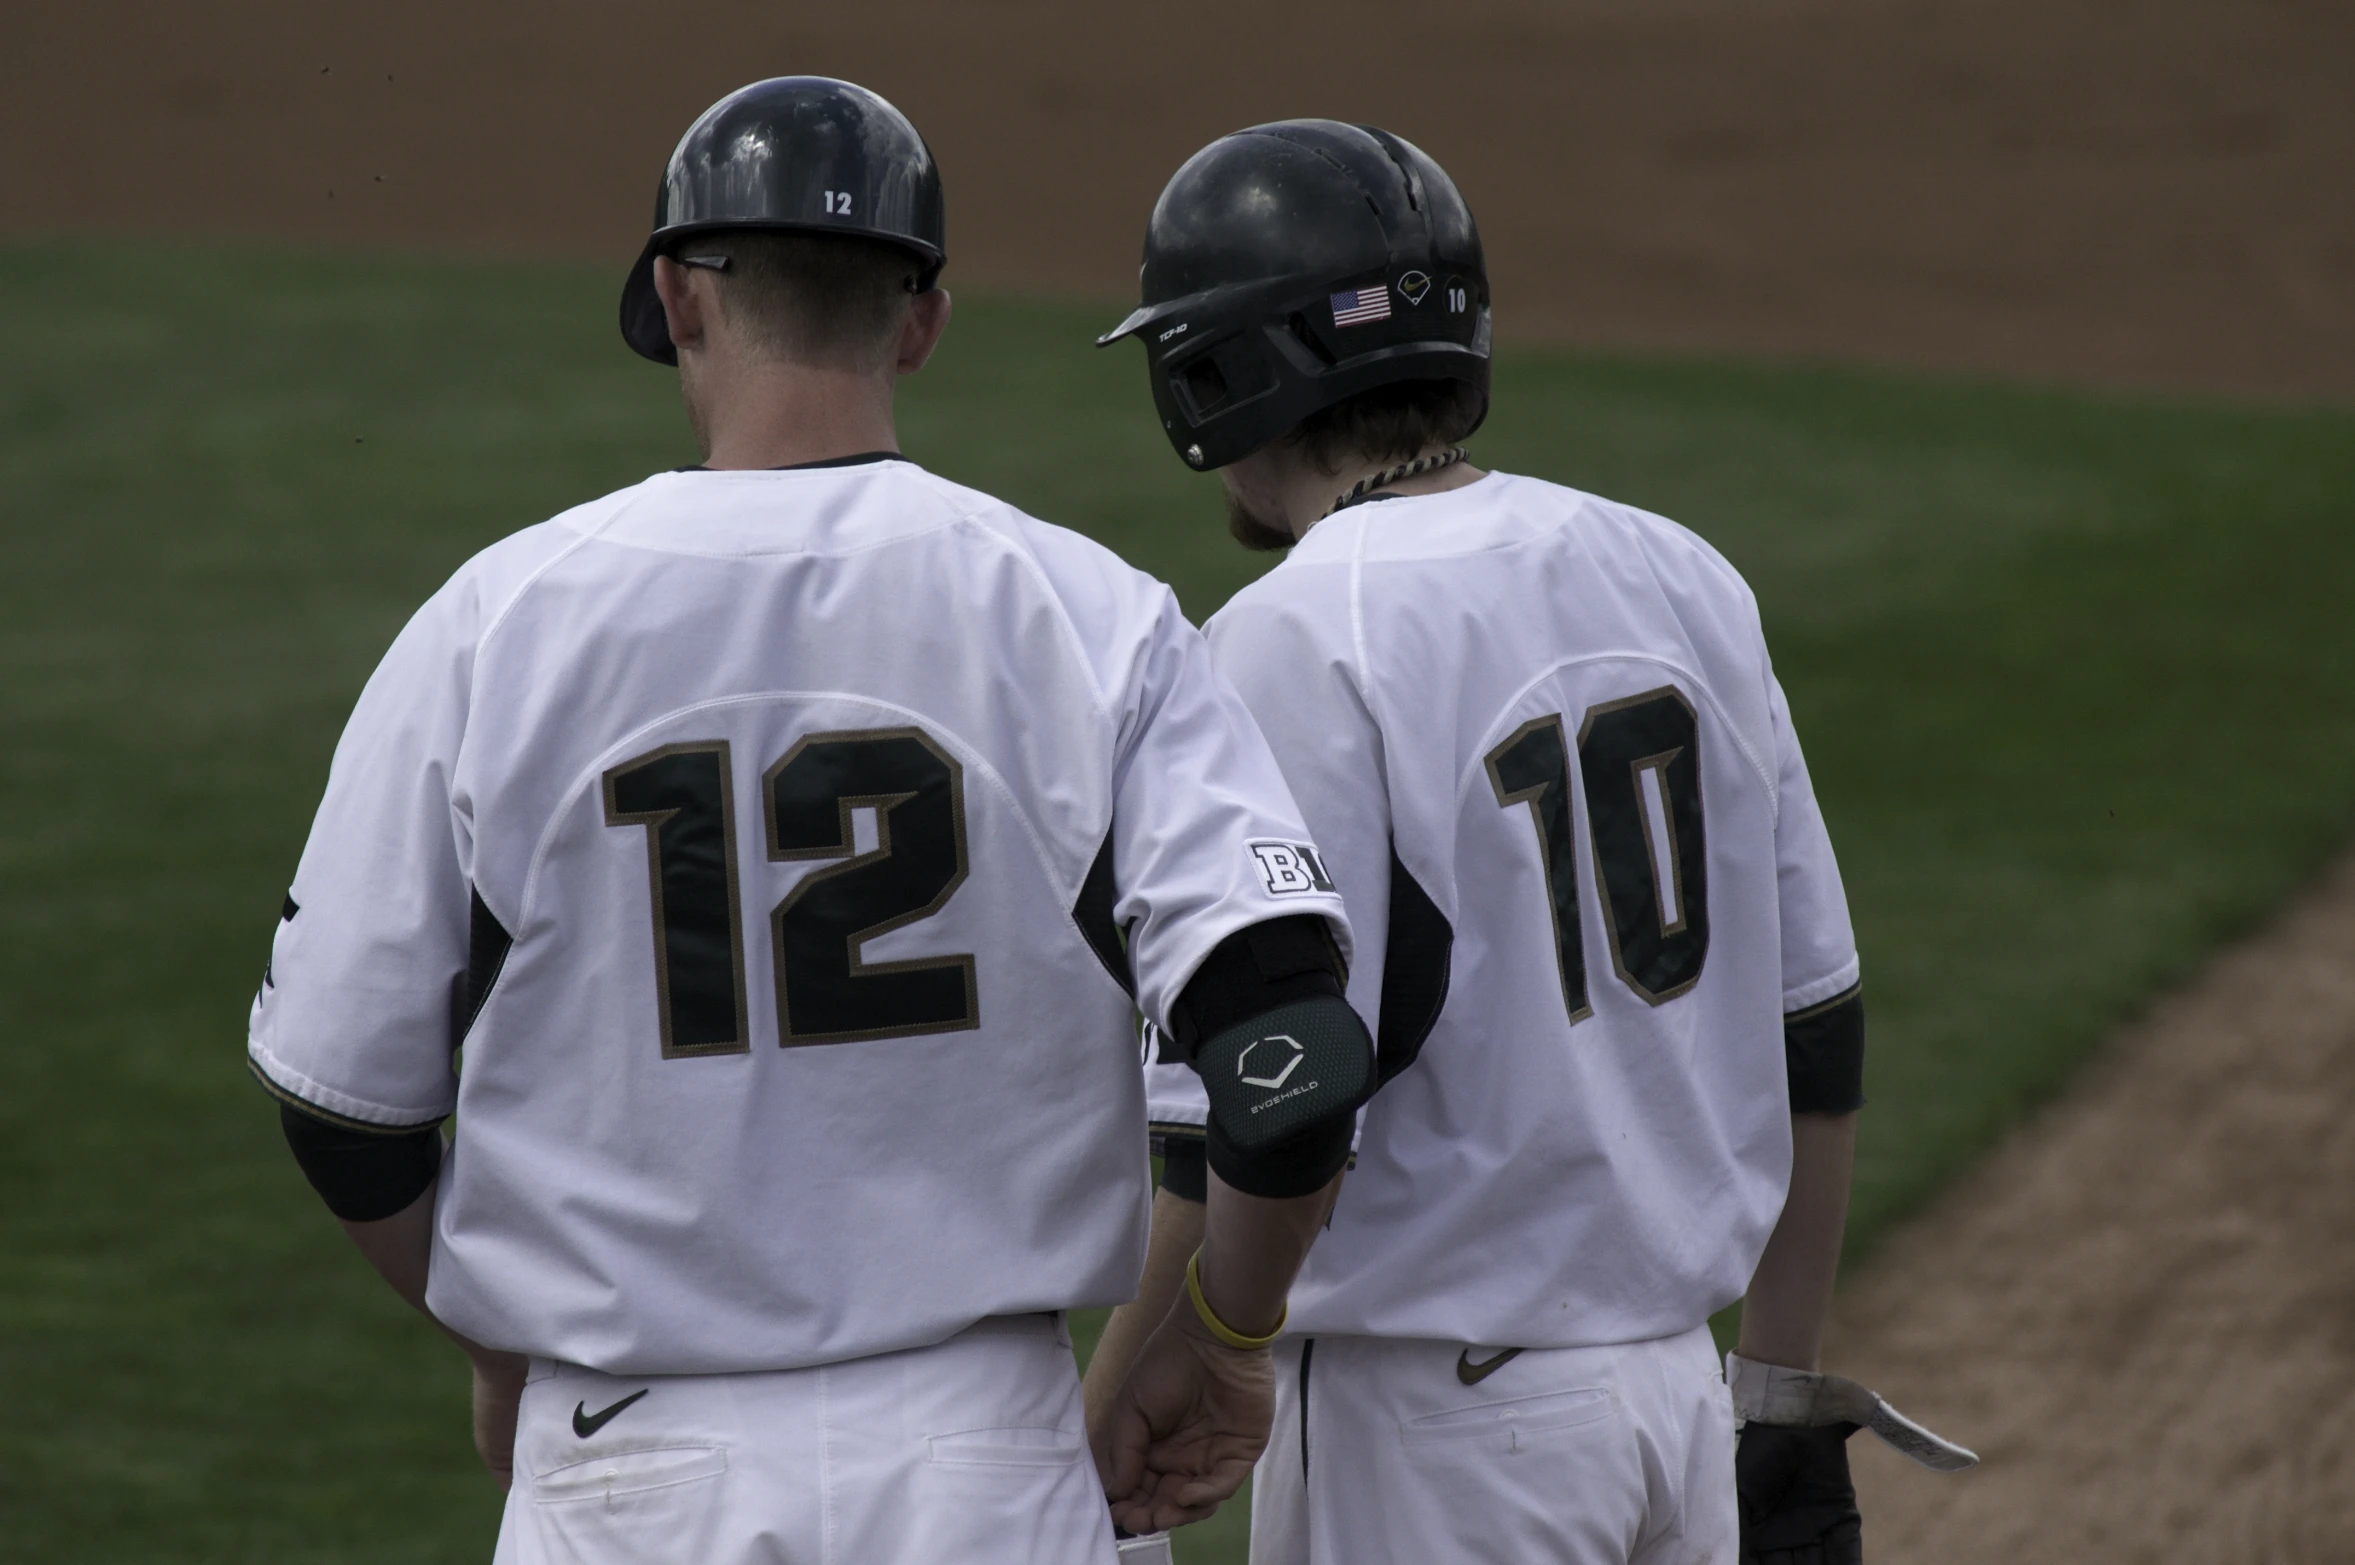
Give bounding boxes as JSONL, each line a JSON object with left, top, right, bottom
{"left": 1085, "top": 122, "right": 1972, "bottom": 1564}
{"left": 248, "top": 80, "right": 1384, "bottom": 1563}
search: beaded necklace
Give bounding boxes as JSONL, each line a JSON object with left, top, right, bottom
{"left": 1325, "top": 445, "right": 1468, "bottom": 518}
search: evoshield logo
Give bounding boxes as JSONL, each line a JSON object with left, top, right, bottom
{"left": 1249, "top": 841, "right": 1335, "bottom": 897}
{"left": 1240, "top": 1034, "right": 1319, "bottom": 1116}
{"left": 1237, "top": 1034, "right": 1305, "bottom": 1090}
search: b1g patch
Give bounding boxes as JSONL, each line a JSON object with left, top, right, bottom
{"left": 1249, "top": 841, "right": 1336, "bottom": 896}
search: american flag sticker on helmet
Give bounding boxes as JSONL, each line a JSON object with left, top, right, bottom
{"left": 1330, "top": 285, "right": 1392, "bottom": 327}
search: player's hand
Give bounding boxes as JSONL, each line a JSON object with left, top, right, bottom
{"left": 1735, "top": 1421, "right": 1863, "bottom": 1565}
{"left": 1094, "top": 1305, "right": 1274, "bottom": 1534}
{"left": 468, "top": 1349, "right": 529, "bottom": 1492}
{"left": 1080, "top": 1345, "right": 1124, "bottom": 1459}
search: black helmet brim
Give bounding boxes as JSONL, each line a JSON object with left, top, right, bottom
{"left": 1095, "top": 306, "right": 1154, "bottom": 348}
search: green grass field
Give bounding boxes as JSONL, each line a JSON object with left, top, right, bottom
{"left": 3, "top": 241, "right": 2351, "bottom": 1560}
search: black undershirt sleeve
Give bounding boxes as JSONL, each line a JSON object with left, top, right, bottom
{"left": 272, "top": 883, "right": 498, "bottom": 1223}
{"left": 1167, "top": 915, "right": 1374, "bottom": 1200}
{"left": 1169, "top": 915, "right": 1350, "bottom": 1043}
{"left": 1784, "top": 984, "right": 1866, "bottom": 1114}
{"left": 1157, "top": 1134, "right": 1209, "bottom": 1203}
{"left": 277, "top": 1100, "right": 444, "bottom": 1223}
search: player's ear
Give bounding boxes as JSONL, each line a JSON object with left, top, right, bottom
{"left": 652, "top": 255, "right": 711, "bottom": 357}
{"left": 896, "top": 287, "right": 952, "bottom": 376}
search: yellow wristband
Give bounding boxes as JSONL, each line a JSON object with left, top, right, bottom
{"left": 1184, "top": 1251, "right": 1286, "bottom": 1350}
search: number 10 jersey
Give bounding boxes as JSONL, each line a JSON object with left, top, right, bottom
{"left": 248, "top": 460, "right": 1348, "bottom": 1375}
{"left": 1158, "top": 470, "right": 1860, "bottom": 1349}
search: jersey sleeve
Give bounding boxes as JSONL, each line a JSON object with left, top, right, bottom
{"left": 1108, "top": 592, "right": 1353, "bottom": 1036}
{"left": 1141, "top": 1017, "right": 1208, "bottom": 1142}
{"left": 1205, "top": 583, "right": 1397, "bottom": 1051}
{"left": 247, "top": 587, "right": 476, "bottom": 1129}
{"left": 1766, "top": 669, "right": 1860, "bottom": 1013}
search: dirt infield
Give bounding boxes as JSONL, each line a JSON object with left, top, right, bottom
{"left": 4, "top": 0, "right": 2350, "bottom": 400}
{"left": 1839, "top": 849, "right": 2355, "bottom": 1562}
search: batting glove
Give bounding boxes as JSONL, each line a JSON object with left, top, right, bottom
{"left": 1727, "top": 1351, "right": 1976, "bottom": 1565}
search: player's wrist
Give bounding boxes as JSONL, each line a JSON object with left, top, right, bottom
{"left": 1166, "top": 1297, "right": 1255, "bottom": 1356}
{"left": 1729, "top": 1339, "right": 1822, "bottom": 1374}
{"left": 1181, "top": 1249, "right": 1286, "bottom": 1349}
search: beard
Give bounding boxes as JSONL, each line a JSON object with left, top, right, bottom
{"left": 1225, "top": 490, "right": 1297, "bottom": 552}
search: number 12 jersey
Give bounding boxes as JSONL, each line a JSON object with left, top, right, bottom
{"left": 249, "top": 460, "right": 1349, "bottom": 1376}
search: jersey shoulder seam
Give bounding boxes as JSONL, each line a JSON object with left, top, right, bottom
{"left": 939, "top": 508, "right": 1129, "bottom": 908}
{"left": 953, "top": 505, "right": 1123, "bottom": 725}
{"left": 578, "top": 485, "right": 978, "bottom": 564}
{"left": 474, "top": 487, "right": 653, "bottom": 655}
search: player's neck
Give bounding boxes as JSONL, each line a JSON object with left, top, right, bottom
{"left": 1338, "top": 451, "right": 1485, "bottom": 514}
{"left": 1227, "top": 442, "right": 1486, "bottom": 545}
{"left": 683, "top": 358, "right": 902, "bottom": 471}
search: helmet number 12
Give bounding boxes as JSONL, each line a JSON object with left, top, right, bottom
{"left": 1484, "top": 687, "right": 1710, "bottom": 1025}
{"left": 823, "top": 190, "right": 854, "bottom": 215}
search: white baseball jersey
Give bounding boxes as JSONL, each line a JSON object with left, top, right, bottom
{"left": 249, "top": 458, "right": 1348, "bottom": 1375}
{"left": 1147, "top": 470, "right": 1856, "bottom": 1348}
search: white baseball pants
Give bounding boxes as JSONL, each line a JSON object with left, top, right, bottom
{"left": 491, "top": 1312, "right": 1116, "bottom": 1565}
{"left": 1247, "top": 1324, "right": 1737, "bottom": 1565}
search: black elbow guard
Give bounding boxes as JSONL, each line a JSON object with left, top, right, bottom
{"left": 1206, "top": 1092, "right": 1358, "bottom": 1198}
{"left": 1785, "top": 984, "right": 1865, "bottom": 1114}
{"left": 278, "top": 1101, "right": 444, "bottom": 1222}
{"left": 1170, "top": 917, "right": 1375, "bottom": 1199}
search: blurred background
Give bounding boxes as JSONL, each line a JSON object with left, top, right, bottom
{"left": 2, "top": 3, "right": 2350, "bottom": 1560}
{"left": 9, "top": 0, "right": 2352, "bottom": 395}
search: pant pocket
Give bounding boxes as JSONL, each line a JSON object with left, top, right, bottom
{"left": 1399, "top": 1387, "right": 1617, "bottom": 1454}
{"left": 527, "top": 1446, "right": 728, "bottom": 1564}
{"left": 925, "top": 1425, "right": 1085, "bottom": 1468}
{"left": 908, "top": 1428, "right": 1107, "bottom": 1565}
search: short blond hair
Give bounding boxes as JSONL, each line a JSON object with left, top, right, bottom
{"left": 687, "top": 232, "right": 921, "bottom": 371}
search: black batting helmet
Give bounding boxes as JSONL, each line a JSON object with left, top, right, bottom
{"left": 1098, "top": 121, "right": 1489, "bottom": 470}
{"left": 620, "top": 77, "right": 947, "bottom": 365}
